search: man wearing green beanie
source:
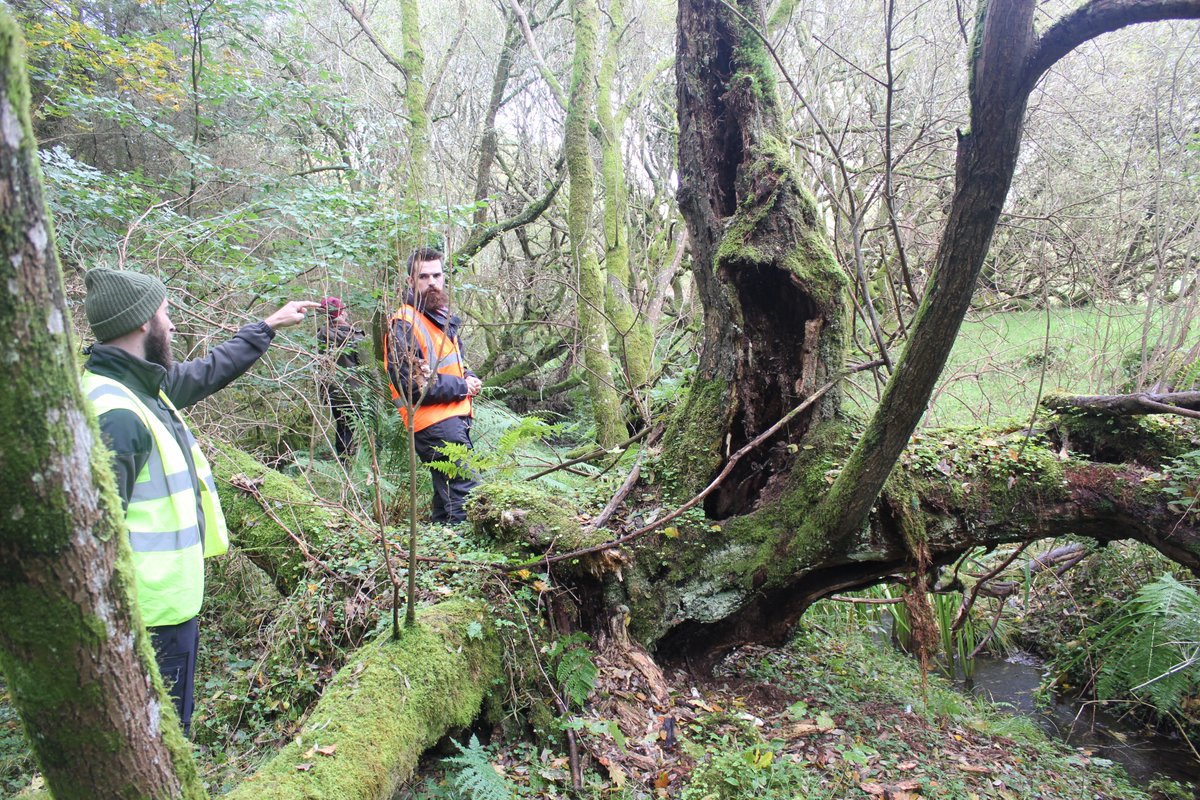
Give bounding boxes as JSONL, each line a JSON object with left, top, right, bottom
{"left": 81, "top": 267, "right": 318, "bottom": 735}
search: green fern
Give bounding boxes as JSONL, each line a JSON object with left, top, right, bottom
{"left": 547, "top": 632, "right": 598, "bottom": 710}
{"left": 445, "top": 735, "right": 518, "bottom": 800}
{"left": 556, "top": 644, "right": 599, "bottom": 709}
{"left": 1072, "top": 574, "right": 1200, "bottom": 718}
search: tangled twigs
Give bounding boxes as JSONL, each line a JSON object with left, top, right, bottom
{"left": 589, "top": 424, "right": 666, "bottom": 531}
{"left": 228, "top": 473, "right": 343, "bottom": 581}
{"left": 538, "top": 361, "right": 885, "bottom": 566}
{"left": 950, "top": 541, "right": 1030, "bottom": 634}
{"left": 526, "top": 426, "right": 653, "bottom": 481}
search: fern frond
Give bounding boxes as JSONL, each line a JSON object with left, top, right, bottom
{"left": 1089, "top": 574, "right": 1200, "bottom": 716}
{"left": 445, "top": 735, "right": 517, "bottom": 800}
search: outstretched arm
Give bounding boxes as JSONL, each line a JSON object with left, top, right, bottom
{"left": 165, "top": 300, "right": 320, "bottom": 407}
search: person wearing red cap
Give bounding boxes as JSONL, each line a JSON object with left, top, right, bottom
{"left": 316, "top": 296, "right": 365, "bottom": 461}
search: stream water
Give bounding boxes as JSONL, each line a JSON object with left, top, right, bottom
{"left": 964, "top": 650, "right": 1200, "bottom": 795}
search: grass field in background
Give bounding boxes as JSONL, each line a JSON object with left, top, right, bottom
{"left": 845, "top": 304, "right": 1199, "bottom": 429}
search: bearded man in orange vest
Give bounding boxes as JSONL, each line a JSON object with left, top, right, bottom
{"left": 384, "top": 247, "right": 482, "bottom": 523}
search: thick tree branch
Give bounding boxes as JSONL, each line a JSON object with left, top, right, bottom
{"left": 336, "top": 0, "right": 408, "bottom": 77}
{"left": 1025, "top": 0, "right": 1200, "bottom": 95}
{"left": 451, "top": 166, "right": 565, "bottom": 269}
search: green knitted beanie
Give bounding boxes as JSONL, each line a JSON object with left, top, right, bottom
{"left": 84, "top": 268, "right": 168, "bottom": 342}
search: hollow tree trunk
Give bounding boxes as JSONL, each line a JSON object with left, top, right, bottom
{"left": 0, "top": 13, "right": 205, "bottom": 798}
{"left": 665, "top": 0, "right": 847, "bottom": 518}
{"left": 622, "top": 0, "right": 1200, "bottom": 663}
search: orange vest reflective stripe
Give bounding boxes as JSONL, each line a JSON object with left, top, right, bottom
{"left": 385, "top": 304, "right": 474, "bottom": 432}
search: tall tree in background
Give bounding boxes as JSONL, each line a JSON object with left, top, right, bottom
{"left": 0, "top": 13, "right": 203, "bottom": 798}
{"left": 597, "top": 0, "right": 652, "bottom": 403}
{"left": 566, "top": 0, "right": 624, "bottom": 447}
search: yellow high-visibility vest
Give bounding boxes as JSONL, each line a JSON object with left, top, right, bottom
{"left": 83, "top": 372, "right": 229, "bottom": 627}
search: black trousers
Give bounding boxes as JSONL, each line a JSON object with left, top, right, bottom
{"left": 149, "top": 616, "right": 199, "bottom": 736}
{"left": 413, "top": 416, "right": 479, "bottom": 523}
{"left": 320, "top": 382, "right": 357, "bottom": 461}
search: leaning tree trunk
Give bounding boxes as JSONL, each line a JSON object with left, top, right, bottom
{"left": 0, "top": 13, "right": 205, "bottom": 798}
{"left": 811, "top": 0, "right": 1200, "bottom": 555}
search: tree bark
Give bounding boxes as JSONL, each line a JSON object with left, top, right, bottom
{"left": 668, "top": 0, "right": 847, "bottom": 515}
{"left": 0, "top": 13, "right": 204, "bottom": 798}
{"left": 566, "top": 0, "right": 625, "bottom": 447}
{"left": 598, "top": 0, "right": 652, "bottom": 399}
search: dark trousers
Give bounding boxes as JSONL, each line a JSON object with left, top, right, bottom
{"left": 149, "top": 616, "right": 199, "bottom": 736}
{"left": 414, "top": 416, "right": 479, "bottom": 523}
{"left": 321, "top": 382, "right": 357, "bottom": 461}
{"left": 331, "top": 404, "right": 354, "bottom": 460}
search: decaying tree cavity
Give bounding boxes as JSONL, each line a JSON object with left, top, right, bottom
{"left": 0, "top": 12, "right": 205, "bottom": 798}
{"left": 668, "top": 0, "right": 847, "bottom": 519}
{"left": 621, "top": 0, "right": 1200, "bottom": 663}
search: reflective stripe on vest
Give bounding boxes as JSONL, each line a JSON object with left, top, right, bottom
{"left": 83, "top": 371, "right": 230, "bottom": 627}
{"left": 384, "top": 305, "right": 473, "bottom": 432}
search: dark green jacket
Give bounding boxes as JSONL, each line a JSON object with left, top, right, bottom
{"left": 84, "top": 323, "right": 275, "bottom": 513}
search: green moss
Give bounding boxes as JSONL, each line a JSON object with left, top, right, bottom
{"left": 624, "top": 422, "right": 856, "bottom": 642}
{"left": 212, "top": 442, "right": 341, "bottom": 595}
{"left": 730, "top": 13, "right": 778, "bottom": 104}
{"left": 469, "top": 480, "right": 594, "bottom": 551}
{"left": 1046, "top": 405, "right": 1193, "bottom": 466}
{"left": 899, "top": 426, "right": 1071, "bottom": 523}
{"left": 226, "top": 600, "right": 501, "bottom": 800}
{"left": 658, "top": 378, "right": 731, "bottom": 500}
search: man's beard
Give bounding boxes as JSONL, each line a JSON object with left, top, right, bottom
{"left": 418, "top": 286, "right": 448, "bottom": 311}
{"left": 145, "top": 317, "right": 174, "bottom": 370}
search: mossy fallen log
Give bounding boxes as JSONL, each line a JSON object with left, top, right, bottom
{"left": 209, "top": 442, "right": 346, "bottom": 595}
{"left": 226, "top": 600, "right": 502, "bottom": 800}
{"left": 469, "top": 480, "right": 626, "bottom": 578}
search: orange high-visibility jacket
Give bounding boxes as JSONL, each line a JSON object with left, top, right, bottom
{"left": 385, "top": 304, "right": 473, "bottom": 432}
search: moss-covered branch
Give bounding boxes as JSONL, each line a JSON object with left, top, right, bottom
{"left": 624, "top": 423, "right": 1200, "bottom": 661}
{"left": 210, "top": 442, "right": 345, "bottom": 596}
{"left": 226, "top": 601, "right": 502, "bottom": 800}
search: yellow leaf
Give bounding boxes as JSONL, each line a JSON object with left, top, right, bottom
{"left": 663, "top": 526, "right": 680, "bottom": 539}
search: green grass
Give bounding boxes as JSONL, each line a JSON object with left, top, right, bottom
{"left": 847, "top": 305, "right": 1200, "bottom": 428}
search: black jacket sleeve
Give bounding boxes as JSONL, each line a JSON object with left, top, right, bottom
{"left": 387, "top": 317, "right": 470, "bottom": 406}
{"left": 96, "top": 408, "right": 153, "bottom": 511}
{"left": 163, "top": 322, "right": 275, "bottom": 408}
